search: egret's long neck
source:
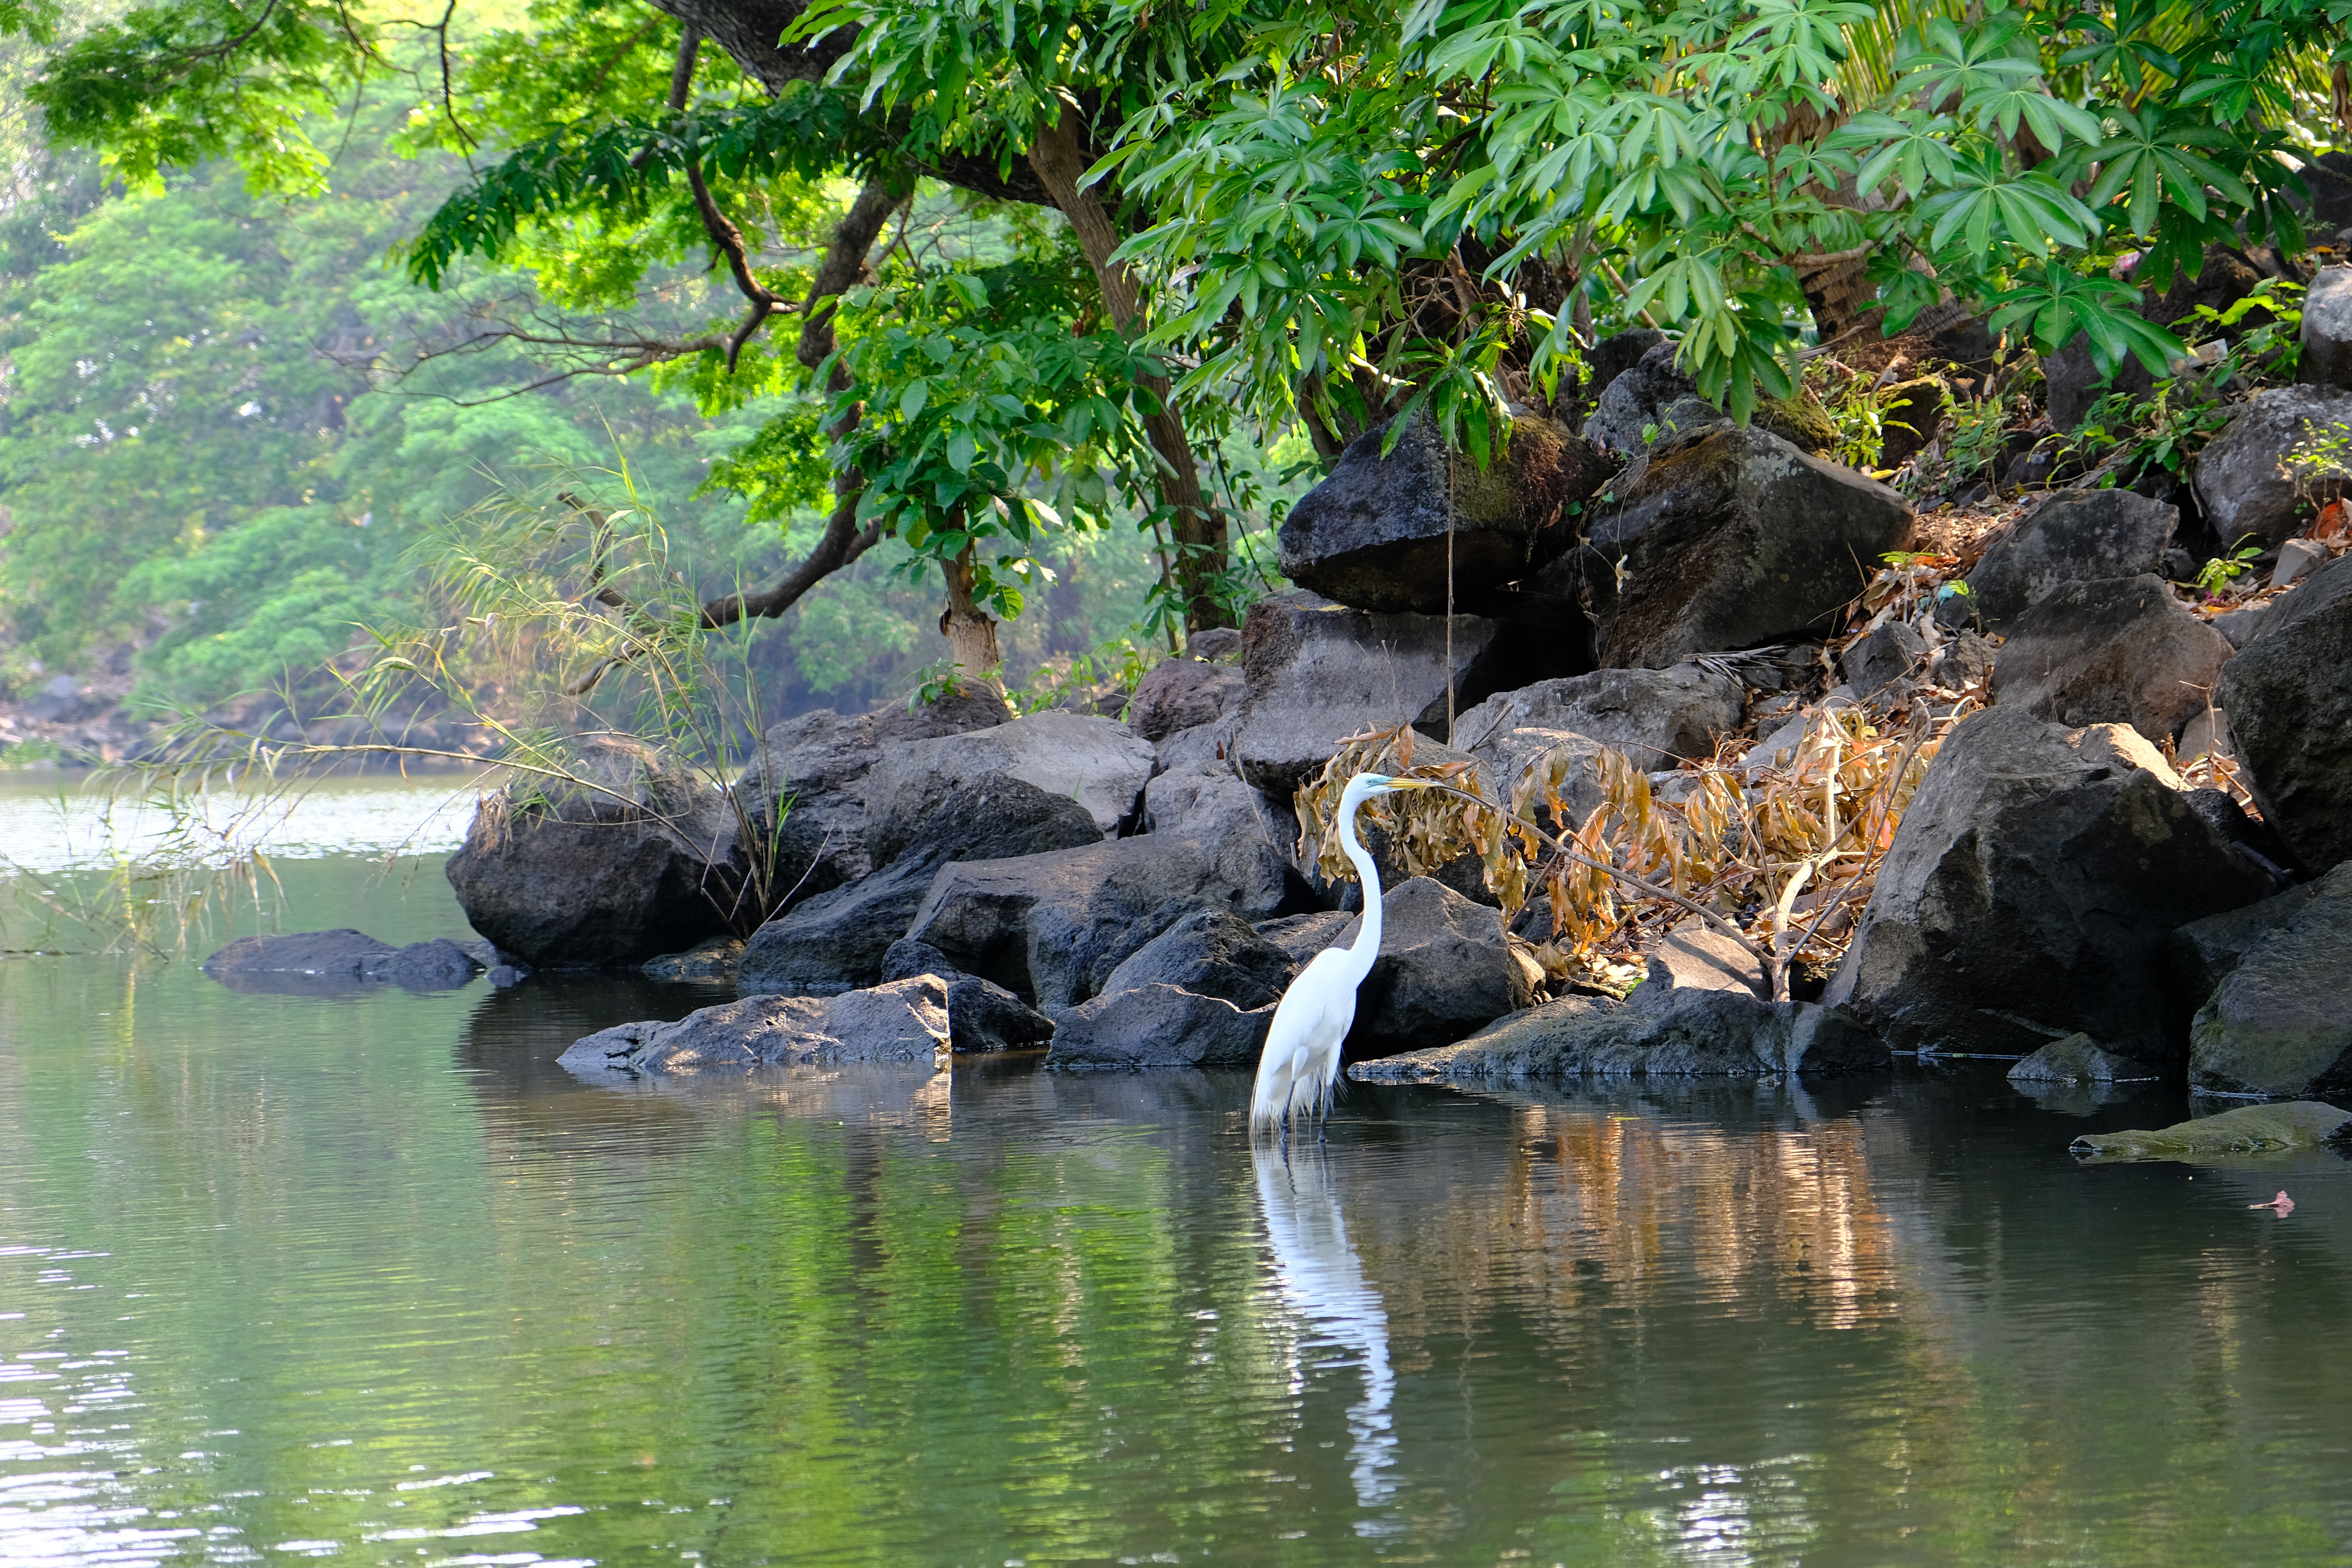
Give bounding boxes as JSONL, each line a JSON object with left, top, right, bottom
{"left": 1340, "top": 793, "right": 1384, "bottom": 981}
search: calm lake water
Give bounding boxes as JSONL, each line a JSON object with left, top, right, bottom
{"left": 4, "top": 776, "right": 2352, "bottom": 1567}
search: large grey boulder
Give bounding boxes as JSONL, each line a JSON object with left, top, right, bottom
{"left": 735, "top": 776, "right": 1102, "bottom": 996}
{"left": 1126, "top": 655, "right": 1245, "bottom": 742}
{"left": 2300, "top": 263, "right": 2352, "bottom": 390}
{"left": 1350, "top": 876, "right": 1534, "bottom": 1055}
{"left": 445, "top": 735, "right": 750, "bottom": 969}
{"left": 2192, "top": 385, "right": 2352, "bottom": 547}
{"left": 1350, "top": 984, "right": 1882, "bottom": 1082}
{"left": 1098, "top": 907, "right": 1298, "bottom": 1010}
{"left": 736, "top": 691, "right": 1010, "bottom": 904}
{"left": 1044, "top": 984, "right": 1276, "bottom": 1069}
{"left": 557, "top": 976, "right": 951, "bottom": 1074}
{"left": 2189, "top": 862, "right": 2352, "bottom": 1098}
{"left": 862, "top": 710, "right": 1155, "bottom": 866}
{"left": 2167, "top": 876, "right": 2334, "bottom": 1004}
{"left": 1574, "top": 425, "right": 1916, "bottom": 668}
{"left": 1276, "top": 412, "right": 1609, "bottom": 612}
{"left": 1583, "top": 343, "right": 1729, "bottom": 453}
{"left": 2215, "top": 552, "right": 2352, "bottom": 868}
{"left": 1958, "top": 490, "right": 2179, "bottom": 628}
{"left": 1228, "top": 591, "right": 1512, "bottom": 795}
{"left": 1454, "top": 664, "right": 1743, "bottom": 811}
{"left": 1823, "top": 707, "right": 2278, "bottom": 1065}
{"left": 1990, "top": 575, "right": 2234, "bottom": 744}
{"left": 1257, "top": 909, "right": 1357, "bottom": 965}
{"left": 905, "top": 833, "right": 1317, "bottom": 1011}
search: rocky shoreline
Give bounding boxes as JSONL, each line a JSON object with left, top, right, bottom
{"left": 201, "top": 305, "right": 2352, "bottom": 1108}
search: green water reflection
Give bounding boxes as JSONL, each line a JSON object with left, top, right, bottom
{"left": 4, "top": 855, "right": 2352, "bottom": 1566}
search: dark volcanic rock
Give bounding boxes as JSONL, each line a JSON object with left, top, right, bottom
{"left": 557, "top": 976, "right": 951, "bottom": 1074}
{"left": 1959, "top": 489, "right": 2179, "bottom": 629}
{"left": 1126, "top": 656, "right": 1245, "bottom": 742}
{"left": 1575, "top": 425, "right": 1916, "bottom": 669}
{"left": 737, "top": 776, "right": 1102, "bottom": 997}
{"left": 2189, "top": 863, "right": 2352, "bottom": 1098}
{"left": 862, "top": 711, "right": 1154, "bottom": 866}
{"left": 1044, "top": 984, "right": 1276, "bottom": 1069}
{"left": 906, "top": 833, "right": 1318, "bottom": 1011}
{"left": 1583, "top": 343, "right": 1728, "bottom": 453}
{"left": 445, "top": 736, "right": 750, "bottom": 969}
{"left": 1276, "top": 412, "right": 1610, "bottom": 613}
{"left": 737, "top": 691, "right": 1010, "bottom": 909}
{"left": 1098, "top": 907, "right": 1299, "bottom": 1010}
{"left": 1455, "top": 663, "right": 1744, "bottom": 822}
{"left": 2167, "top": 877, "right": 2332, "bottom": 1004}
{"left": 1350, "top": 877, "right": 1534, "bottom": 1056}
{"left": 1990, "top": 575, "right": 2234, "bottom": 744}
{"left": 1823, "top": 707, "right": 2278, "bottom": 1066}
{"left": 1228, "top": 592, "right": 1512, "bottom": 795}
{"left": 2215, "top": 552, "right": 2352, "bottom": 869}
{"left": 1840, "top": 621, "right": 1927, "bottom": 696}
{"left": 873, "top": 936, "right": 1057, "bottom": 1051}
{"left": 2007, "top": 1034, "right": 2158, "bottom": 1083}
{"left": 2301, "top": 263, "right": 2352, "bottom": 391}
{"left": 2192, "top": 385, "right": 2352, "bottom": 548}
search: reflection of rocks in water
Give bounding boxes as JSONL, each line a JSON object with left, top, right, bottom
{"left": 1347, "top": 1077, "right": 1903, "bottom": 1338}
{"left": 2009, "top": 1078, "right": 2162, "bottom": 1118}
{"left": 1253, "top": 1145, "right": 1397, "bottom": 1514}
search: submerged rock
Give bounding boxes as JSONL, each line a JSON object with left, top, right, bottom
{"left": 558, "top": 976, "right": 951, "bottom": 1074}
{"left": 2068, "top": 1101, "right": 2350, "bottom": 1160}
{"left": 1824, "top": 707, "right": 2277, "bottom": 1066}
{"left": 2007, "top": 1034, "right": 2158, "bottom": 1083}
{"left": 203, "top": 930, "right": 485, "bottom": 993}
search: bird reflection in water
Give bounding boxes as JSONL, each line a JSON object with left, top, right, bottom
{"left": 1250, "top": 1143, "right": 1399, "bottom": 1522}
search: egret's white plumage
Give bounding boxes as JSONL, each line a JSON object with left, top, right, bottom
{"left": 1249, "top": 772, "right": 1428, "bottom": 1140}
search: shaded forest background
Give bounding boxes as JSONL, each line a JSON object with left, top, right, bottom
{"left": 0, "top": 4, "right": 1241, "bottom": 746}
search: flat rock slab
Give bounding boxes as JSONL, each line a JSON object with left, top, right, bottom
{"left": 203, "top": 930, "right": 484, "bottom": 994}
{"left": 1349, "top": 985, "right": 1882, "bottom": 1082}
{"left": 558, "top": 976, "right": 951, "bottom": 1075}
{"left": 2069, "top": 1101, "right": 2350, "bottom": 1161}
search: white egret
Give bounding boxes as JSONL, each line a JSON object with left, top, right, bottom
{"left": 1249, "top": 771, "right": 1436, "bottom": 1142}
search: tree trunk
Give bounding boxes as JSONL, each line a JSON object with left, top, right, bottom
{"left": 1025, "top": 113, "right": 1233, "bottom": 634}
{"left": 941, "top": 541, "right": 1004, "bottom": 693}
